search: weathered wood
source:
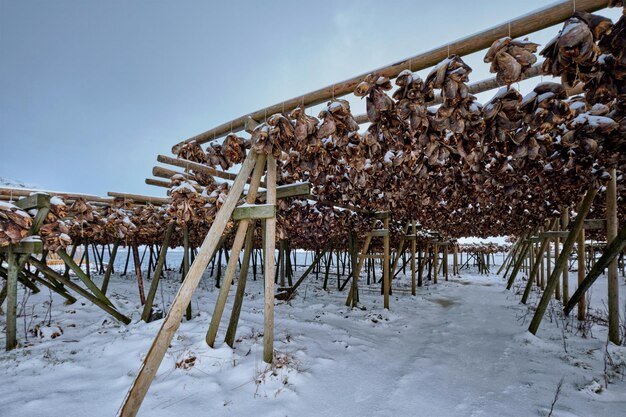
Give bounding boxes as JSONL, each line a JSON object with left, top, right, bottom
{"left": 564, "top": 224, "right": 626, "bottom": 317}
{"left": 259, "top": 182, "right": 311, "bottom": 201}
{"left": 383, "top": 216, "right": 390, "bottom": 309}
{"left": 172, "top": 0, "right": 608, "bottom": 150}
{"left": 577, "top": 228, "right": 587, "bottom": 320}
{"left": 232, "top": 203, "right": 275, "bottom": 221}
{"left": 145, "top": 178, "right": 171, "bottom": 189}
{"left": 57, "top": 249, "right": 113, "bottom": 306}
{"left": 141, "top": 223, "right": 174, "bottom": 322}
{"left": 101, "top": 239, "right": 120, "bottom": 295}
{"left": 206, "top": 153, "right": 266, "bottom": 347}
{"left": 529, "top": 188, "right": 598, "bottom": 335}
{"left": 505, "top": 236, "right": 533, "bottom": 290}
{"left": 521, "top": 234, "right": 550, "bottom": 304}
{"left": 118, "top": 150, "right": 259, "bottom": 417}
{"left": 370, "top": 229, "right": 390, "bottom": 237}
{"left": 224, "top": 222, "right": 255, "bottom": 347}
{"left": 345, "top": 235, "right": 372, "bottom": 306}
{"left": 0, "top": 240, "right": 43, "bottom": 254}
{"left": 5, "top": 249, "right": 18, "bottom": 350}
{"left": 17, "top": 267, "right": 77, "bottom": 304}
{"left": 606, "top": 168, "right": 619, "bottom": 344}
{"left": 132, "top": 245, "right": 146, "bottom": 305}
{"left": 284, "top": 238, "right": 335, "bottom": 298}
{"left": 561, "top": 209, "right": 570, "bottom": 305}
{"left": 14, "top": 193, "right": 51, "bottom": 211}
{"left": 29, "top": 256, "right": 131, "bottom": 324}
{"left": 107, "top": 192, "right": 169, "bottom": 205}
{"left": 263, "top": 156, "right": 277, "bottom": 363}
{"left": 540, "top": 231, "right": 569, "bottom": 238}
{"left": 411, "top": 220, "right": 417, "bottom": 295}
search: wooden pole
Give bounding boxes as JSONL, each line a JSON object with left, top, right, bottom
{"left": 411, "top": 221, "right": 417, "bottom": 295}
{"left": 118, "top": 150, "right": 258, "bottom": 417}
{"left": 383, "top": 216, "right": 390, "bottom": 309}
{"left": 101, "top": 239, "right": 120, "bottom": 295}
{"left": 443, "top": 245, "right": 449, "bottom": 281}
{"left": 29, "top": 256, "right": 131, "bottom": 324}
{"left": 206, "top": 153, "right": 266, "bottom": 347}
{"left": 5, "top": 248, "right": 18, "bottom": 350}
{"left": 577, "top": 228, "right": 587, "bottom": 321}
{"left": 141, "top": 223, "right": 174, "bottom": 322}
{"left": 345, "top": 235, "right": 372, "bottom": 306}
{"left": 171, "top": 0, "right": 608, "bottom": 150}
{"left": 57, "top": 249, "right": 113, "bottom": 306}
{"left": 560, "top": 207, "right": 569, "bottom": 304}
{"left": 606, "top": 168, "right": 620, "bottom": 345}
{"left": 224, "top": 222, "right": 256, "bottom": 347}
{"left": 528, "top": 187, "right": 598, "bottom": 335}
{"left": 132, "top": 245, "right": 146, "bottom": 306}
{"left": 565, "top": 225, "right": 626, "bottom": 317}
{"left": 183, "top": 226, "right": 192, "bottom": 321}
{"left": 263, "top": 155, "right": 277, "bottom": 363}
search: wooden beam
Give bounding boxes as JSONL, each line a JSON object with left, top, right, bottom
{"left": 145, "top": 178, "right": 170, "bottom": 189}
{"left": 106, "top": 192, "right": 169, "bottom": 205}
{"left": 370, "top": 229, "right": 390, "bottom": 237}
{"left": 157, "top": 154, "right": 251, "bottom": 184}
{"left": 232, "top": 204, "right": 276, "bottom": 221}
{"left": 13, "top": 193, "right": 51, "bottom": 210}
{"left": 171, "top": 0, "right": 607, "bottom": 150}
{"left": 564, "top": 225, "right": 626, "bottom": 317}
{"left": 118, "top": 149, "right": 259, "bottom": 417}
{"left": 529, "top": 187, "right": 598, "bottom": 335}
{"left": 606, "top": 168, "right": 619, "bottom": 344}
{"left": 0, "top": 240, "right": 43, "bottom": 254}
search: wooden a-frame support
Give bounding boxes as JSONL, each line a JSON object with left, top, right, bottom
{"left": 118, "top": 150, "right": 276, "bottom": 417}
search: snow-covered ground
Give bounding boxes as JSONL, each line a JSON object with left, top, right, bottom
{"left": 0, "top": 254, "right": 625, "bottom": 417}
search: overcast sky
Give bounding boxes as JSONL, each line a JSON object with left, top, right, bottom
{"left": 0, "top": 1, "right": 621, "bottom": 197}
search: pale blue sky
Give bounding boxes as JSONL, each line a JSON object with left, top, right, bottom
{"left": 0, "top": 1, "right": 621, "bottom": 196}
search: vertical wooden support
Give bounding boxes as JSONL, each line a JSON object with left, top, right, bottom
{"left": 577, "top": 228, "right": 586, "bottom": 321}
{"left": 348, "top": 232, "right": 359, "bottom": 306}
{"left": 101, "top": 239, "right": 120, "bottom": 295}
{"left": 118, "top": 150, "right": 258, "bottom": 417}
{"left": 132, "top": 245, "right": 146, "bottom": 305}
{"left": 529, "top": 188, "right": 598, "bottom": 335}
{"left": 554, "top": 220, "right": 561, "bottom": 301}
{"left": 5, "top": 249, "right": 18, "bottom": 351}
{"left": 84, "top": 239, "right": 91, "bottom": 278}
{"left": 411, "top": 221, "right": 417, "bottom": 295}
{"left": 606, "top": 168, "right": 619, "bottom": 344}
{"left": 182, "top": 226, "right": 191, "bottom": 320}
{"left": 547, "top": 238, "right": 553, "bottom": 295}
{"left": 383, "top": 216, "right": 390, "bottom": 309}
{"left": 561, "top": 209, "right": 570, "bottom": 304}
{"left": 141, "top": 223, "right": 174, "bottom": 322}
{"left": 345, "top": 235, "right": 371, "bottom": 307}
{"left": 453, "top": 244, "right": 458, "bottom": 276}
{"left": 263, "top": 156, "right": 277, "bottom": 363}
{"left": 506, "top": 234, "right": 533, "bottom": 289}
{"left": 225, "top": 222, "right": 256, "bottom": 347}
{"left": 418, "top": 244, "right": 426, "bottom": 287}
{"left": 206, "top": 154, "right": 266, "bottom": 347}
{"left": 443, "top": 245, "right": 449, "bottom": 281}
{"left": 433, "top": 244, "right": 438, "bottom": 284}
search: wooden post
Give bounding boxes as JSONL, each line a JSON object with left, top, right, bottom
{"left": 453, "top": 244, "right": 458, "bottom": 276}
{"left": 565, "top": 225, "right": 626, "bottom": 317}
{"left": 183, "top": 226, "right": 192, "bottom": 320}
{"left": 101, "top": 239, "right": 120, "bottom": 295}
{"left": 132, "top": 245, "right": 146, "bottom": 305}
{"left": 433, "top": 244, "right": 438, "bottom": 284}
{"left": 606, "top": 168, "right": 619, "bottom": 345}
{"left": 554, "top": 220, "right": 561, "bottom": 301}
{"left": 345, "top": 235, "right": 372, "bottom": 306}
{"left": 528, "top": 187, "right": 598, "bottom": 335}
{"left": 577, "top": 228, "right": 586, "bottom": 321}
{"left": 206, "top": 153, "right": 266, "bottom": 347}
{"left": 348, "top": 231, "right": 359, "bottom": 306}
{"left": 443, "top": 245, "right": 449, "bottom": 281}
{"left": 263, "top": 155, "right": 277, "bottom": 363}
{"left": 411, "top": 221, "right": 417, "bottom": 295}
{"left": 5, "top": 249, "right": 18, "bottom": 350}
{"left": 521, "top": 236, "right": 550, "bottom": 304}
{"left": 418, "top": 244, "right": 426, "bottom": 287}
{"left": 57, "top": 249, "right": 113, "bottom": 306}
{"left": 141, "top": 223, "right": 174, "bottom": 322}
{"left": 118, "top": 150, "right": 258, "bottom": 417}
{"left": 225, "top": 222, "right": 256, "bottom": 347}
{"left": 383, "top": 215, "right": 390, "bottom": 309}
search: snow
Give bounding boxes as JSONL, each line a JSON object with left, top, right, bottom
{"left": 0, "top": 253, "right": 624, "bottom": 417}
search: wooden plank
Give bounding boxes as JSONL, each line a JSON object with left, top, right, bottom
{"left": 369, "top": 229, "right": 389, "bottom": 237}
{"left": 383, "top": 216, "right": 390, "bottom": 309}
{"left": 372, "top": 211, "right": 390, "bottom": 220}
{"left": 540, "top": 231, "right": 569, "bottom": 238}
{"left": 118, "top": 150, "right": 259, "bottom": 417}
{"left": 584, "top": 219, "right": 605, "bottom": 230}
{"left": 529, "top": 188, "right": 598, "bottom": 335}
{"left": 0, "top": 240, "right": 43, "bottom": 254}
{"left": 171, "top": 0, "right": 608, "bottom": 150}
{"left": 232, "top": 204, "right": 276, "bottom": 221}
{"left": 266, "top": 182, "right": 311, "bottom": 200}
{"left": 14, "top": 193, "right": 51, "bottom": 210}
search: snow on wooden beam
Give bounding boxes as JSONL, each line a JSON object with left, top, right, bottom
{"left": 106, "top": 192, "right": 170, "bottom": 205}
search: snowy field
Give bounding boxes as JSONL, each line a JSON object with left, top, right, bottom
{"left": 1, "top": 252, "right": 625, "bottom": 417}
